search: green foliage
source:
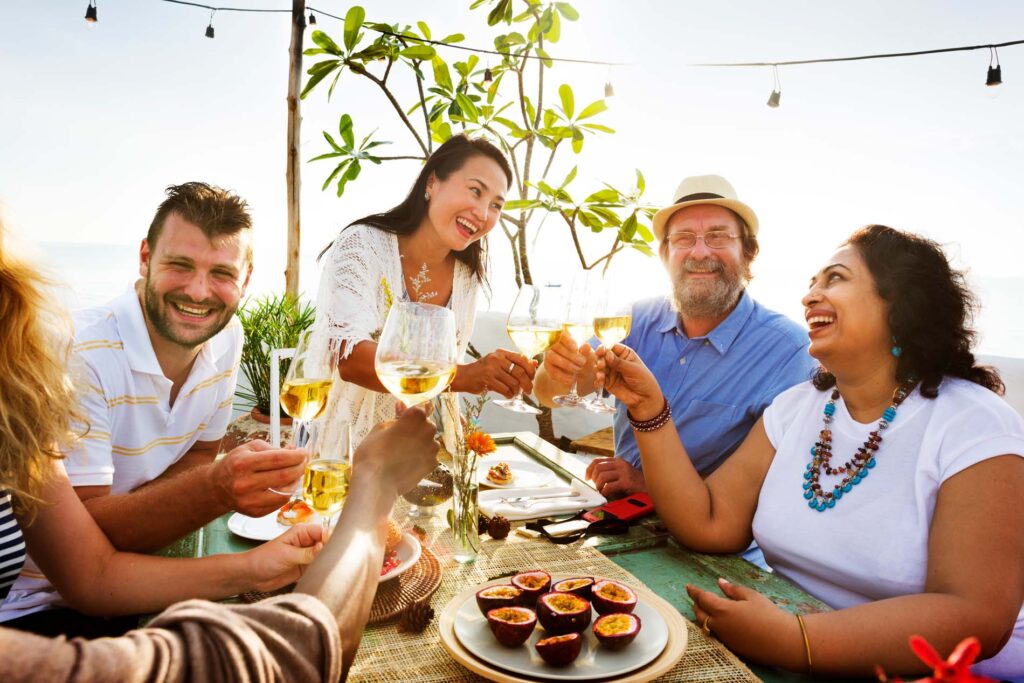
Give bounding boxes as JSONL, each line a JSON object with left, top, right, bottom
{"left": 235, "top": 294, "right": 317, "bottom": 415}
{"left": 301, "top": 1, "right": 657, "bottom": 282}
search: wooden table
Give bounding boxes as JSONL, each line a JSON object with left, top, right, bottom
{"left": 162, "top": 431, "right": 832, "bottom": 682}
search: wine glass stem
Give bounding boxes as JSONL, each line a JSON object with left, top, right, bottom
{"left": 568, "top": 377, "right": 579, "bottom": 400}
{"left": 512, "top": 388, "right": 525, "bottom": 403}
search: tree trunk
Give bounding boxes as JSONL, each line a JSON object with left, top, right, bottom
{"left": 535, "top": 405, "right": 556, "bottom": 445}
{"left": 284, "top": 0, "right": 305, "bottom": 298}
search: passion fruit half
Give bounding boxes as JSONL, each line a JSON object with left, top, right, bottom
{"left": 535, "top": 632, "right": 583, "bottom": 666}
{"left": 485, "top": 606, "right": 537, "bottom": 647}
{"left": 591, "top": 579, "right": 638, "bottom": 615}
{"left": 510, "top": 570, "right": 551, "bottom": 606}
{"left": 551, "top": 576, "right": 594, "bottom": 601}
{"left": 475, "top": 584, "right": 523, "bottom": 616}
{"left": 593, "top": 612, "right": 642, "bottom": 650}
{"left": 536, "top": 591, "right": 592, "bottom": 635}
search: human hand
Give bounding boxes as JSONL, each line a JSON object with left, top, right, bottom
{"left": 687, "top": 578, "right": 806, "bottom": 670}
{"left": 585, "top": 457, "right": 647, "bottom": 498}
{"left": 594, "top": 343, "right": 664, "bottom": 420}
{"left": 354, "top": 404, "right": 438, "bottom": 497}
{"left": 542, "top": 331, "right": 593, "bottom": 386}
{"left": 211, "top": 440, "right": 307, "bottom": 516}
{"left": 247, "top": 523, "right": 325, "bottom": 592}
{"left": 456, "top": 349, "right": 537, "bottom": 398}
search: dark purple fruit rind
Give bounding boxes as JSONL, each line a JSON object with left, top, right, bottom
{"left": 486, "top": 606, "right": 537, "bottom": 647}
{"left": 536, "top": 592, "right": 592, "bottom": 635}
{"left": 551, "top": 576, "right": 594, "bottom": 601}
{"left": 476, "top": 584, "right": 523, "bottom": 615}
{"left": 535, "top": 632, "right": 583, "bottom": 666}
{"left": 590, "top": 579, "right": 638, "bottom": 616}
{"left": 511, "top": 570, "right": 552, "bottom": 606}
{"left": 593, "top": 613, "right": 641, "bottom": 650}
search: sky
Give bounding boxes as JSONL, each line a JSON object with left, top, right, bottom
{"left": 2, "top": 1, "right": 1022, "bottom": 352}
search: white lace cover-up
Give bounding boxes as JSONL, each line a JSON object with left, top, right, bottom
{"left": 314, "top": 223, "right": 480, "bottom": 446}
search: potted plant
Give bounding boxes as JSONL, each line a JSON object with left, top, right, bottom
{"left": 235, "top": 293, "right": 317, "bottom": 422}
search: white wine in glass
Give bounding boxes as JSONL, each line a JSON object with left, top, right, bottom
{"left": 280, "top": 378, "right": 333, "bottom": 422}
{"left": 593, "top": 315, "right": 632, "bottom": 345}
{"left": 495, "top": 284, "right": 563, "bottom": 414}
{"left": 304, "top": 423, "right": 353, "bottom": 534}
{"left": 375, "top": 302, "right": 458, "bottom": 407}
{"left": 554, "top": 274, "right": 598, "bottom": 408}
{"left": 584, "top": 281, "right": 632, "bottom": 414}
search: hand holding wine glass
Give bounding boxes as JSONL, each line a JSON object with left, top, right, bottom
{"left": 495, "top": 284, "right": 563, "bottom": 413}
{"left": 374, "top": 302, "right": 458, "bottom": 407}
{"left": 554, "top": 274, "right": 597, "bottom": 408}
{"left": 583, "top": 278, "right": 633, "bottom": 413}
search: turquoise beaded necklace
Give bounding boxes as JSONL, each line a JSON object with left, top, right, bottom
{"left": 802, "top": 382, "right": 914, "bottom": 511}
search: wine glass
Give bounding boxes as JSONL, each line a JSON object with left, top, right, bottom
{"left": 584, "top": 279, "right": 633, "bottom": 413}
{"left": 495, "top": 284, "right": 563, "bottom": 414}
{"left": 304, "top": 423, "right": 353, "bottom": 535}
{"left": 270, "top": 328, "right": 337, "bottom": 496}
{"left": 375, "top": 302, "right": 458, "bottom": 407}
{"left": 554, "top": 274, "right": 596, "bottom": 408}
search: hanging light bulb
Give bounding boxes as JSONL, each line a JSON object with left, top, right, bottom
{"left": 766, "top": 65, "right": 781, "bottom": 108}
{"left": 308, "top": 11, "right": 317, "bottom": 26}
{"left": 84, "top": 1, "right": 98, "bottom": 24}
{"left": 205, "top": 9, "right": 215, "bottom": 39}
{"left": 604, "top": 81, "right": 615, "bottom": 98}
{"left": 986, "top": 47, "right": 1002, "bottom": 87}
{"left": 483, "top": 68, "right": 494, "bottom": 85}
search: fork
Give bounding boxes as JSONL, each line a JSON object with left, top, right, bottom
{"left": 501, "top": 491, "right": 582, "bottom": 508}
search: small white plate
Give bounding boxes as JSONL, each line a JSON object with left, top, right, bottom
{"left": 380, "top": 533, "right": 422, "bottom": 583}
{"left": 477, "top": 456, "right": 556, "bottom": 489}
{"left": 452, "top": 576, "right": 668, "bottom": 680}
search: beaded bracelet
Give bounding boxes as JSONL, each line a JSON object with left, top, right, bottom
{"left": 796, "top": 614, "right": 813, "bottom": 675}
{"left": 627, "top": 398, "right": 672, "bottom": 432}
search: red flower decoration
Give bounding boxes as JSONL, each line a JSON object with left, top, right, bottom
{"left": 465, "top": 430, "right": 496, "bottom": 456}
{"left": 877, "top": 636, "right": 995, "bottom": 683}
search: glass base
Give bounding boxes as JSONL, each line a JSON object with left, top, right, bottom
{"left": 582, "top": 395, "right": 616, "bottom": 413}
{"left": 406, "top": 503, "right": 437, "bottom": 519}
{"left": 493, "top": 396, "right": 542, "bottom": 414}
{"left": 553, "top": 392, "right": 583, "bottom": 408}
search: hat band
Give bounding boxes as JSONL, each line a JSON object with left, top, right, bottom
{"left": 674, "top": 191, "right": 724, "bottom": 204}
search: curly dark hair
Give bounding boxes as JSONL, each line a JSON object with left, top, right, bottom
{"left": 812, "top": 224, "right": 1003, "bottom": 398}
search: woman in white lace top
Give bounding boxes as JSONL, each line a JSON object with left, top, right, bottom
{"left": 315, "top": 135, "right": 536, "bottom": 445}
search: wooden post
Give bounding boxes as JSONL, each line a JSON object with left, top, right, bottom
{"left": 284, "top": 0, "right": 305, "bottom": 298}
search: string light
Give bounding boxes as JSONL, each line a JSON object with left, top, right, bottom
{"left": 987, "top": 47, "right": 1002, "bottom": 86}
{"left": 308, "top": 11, "right": 316, "bottom": 25}
{"left": 604, "top": 81, "right": 615, "bottom": 97}
{"left": 85, "top": 1, "right": 98, "bottom": 24}
{"left": 205, "top": 9, "right": 215, "bottom": 38}
{"left": 483, "top": 67, "right": 493, "bottom": 85}
{"left": 766, "top": 65, "right": 781, "bottom": 108}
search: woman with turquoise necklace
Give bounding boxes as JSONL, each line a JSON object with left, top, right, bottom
{"left": 595, "top": 224, "right": 1024, "bottom": 680}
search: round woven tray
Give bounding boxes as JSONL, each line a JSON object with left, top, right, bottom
{"left": 241, "top": 545, "right": 443, "bottom": 624}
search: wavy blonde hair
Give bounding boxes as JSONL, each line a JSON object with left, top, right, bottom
{"left": 0, "top": 221, "right": 83, "bottom": 521}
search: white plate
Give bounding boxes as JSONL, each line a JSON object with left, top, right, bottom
{"left": 452, "top": 576, "right": 668, "bottom": 681}
{"left": 477, "top": 456, "right": 556, "bottom": 489}
{"left": 228, "top": 513, "right": 421, "bottom": 585}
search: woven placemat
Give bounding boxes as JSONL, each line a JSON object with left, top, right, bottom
{"left": 369, "top": 545, "right": 442, "bottom": 624}
{"left": 349, "top": 504, "right": 760, "bottom": 683}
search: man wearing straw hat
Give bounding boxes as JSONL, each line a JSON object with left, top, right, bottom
{"left": 537, "top": 174, "right": 814, "bottom": 502}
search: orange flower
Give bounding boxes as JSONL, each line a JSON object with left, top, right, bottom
{"left": 465, "top": 430, "right": 496, "bottom": 455}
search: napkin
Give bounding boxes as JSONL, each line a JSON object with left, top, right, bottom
{"left": 478, "top": 481, "right": 606, "bottom": 521}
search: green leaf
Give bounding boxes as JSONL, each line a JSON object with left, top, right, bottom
{"left": 339, "top": 114, "right": 355, "bottom": 148}
{"left": 487, "top": 0, "right": 511, "bottom": 26}
{"left": 535, "top": 180, "right": 557, "bottom": 196}
{"left": 417, "top": 21, "right": 431, "bottom": 39}
{"left": 558, "top": 84, "right": 574, "bottom": 119}
{"left": 502, "top": 199, "right": 542, "bottom": 211}
{"left": 637, "top": 224, "right": 654, "bottom": 242}
{"left": 571, "top": 127, "right": 584, "bottom": 154}
{"left": 631, "top": 243, "right": 655, "bottom": 257}
{"left": 321, "top": 160, "right": 349, "bottom": 191}
{"left": 561, "top": 165, "right": 577, "bottom": 188}
{"left": 576, "top": 99, "right": 607, "bottom": 120}
{"left": 539, "top": 7, "right": 554, "bottom": 33}
{"left": 345, "top": 160, "right": 362, "bottom": 181}
{"left": 455, "top": 93, "right": 479, "bottom": 121}
{"left": 555, "top": 3, "right": 580, "bottom": 21}
{"left": 543, "top": 108, "right": 558, "bottom": 129}
{"left": 546, "top": 9, "right": 561, "bottom": 42}
{"left": 304, "top": 48, "right": 327, "bottom": 56}
{"left": 308, "top": 151, "right": 343, "bottom": 162}
{"left": 343, "top": 7, "right": 365, "bottom": 52}
{"left": 579, "top": 123, "right": 615, "bottom": 134}
{"left": 635, "top": 169, "right": 646, "bottom": 194}
{"left": 620, "top": 212, "right": 638, "bottom": 240}
{"left": 524, "top": 96, "right": 537, "bottom": 126}
{"left": 535, "top": 46, "right": 553, "bottom": 67}
{"left": 311, "top": 30, "right": 343, "bottom": 55}
{"left": 400, "top": 45, "right": 436, "bottom": 60}
{"left": 440, "top": 33, "right": 465, "bottom": 43}
{"left": 322, "top": 131, "right": 342, "bottom": 152}
{"left": 327, "top": 67, "right": 344, "bottom": 99}
{"left": 300, "top": 61, "right": 341, "bottom": 98}
{"left": 584, "top": 189, "right": 620, "bottom": 204}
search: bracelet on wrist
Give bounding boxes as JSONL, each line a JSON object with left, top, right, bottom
{"left": 796, "top": 614, "right": 813, "bottom": 675}
{"left": 627, "top": 397, "right": 671, "bottom": 432}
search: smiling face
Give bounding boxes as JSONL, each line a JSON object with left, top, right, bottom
{"left": 661, "top": 204, "right": 748, "bottom": 319}
{"left": 802, "top": 245, "right": 891, "bottom": 365}
{"left": 423, "top": 154, "right": 507, "bottom": 252}
{"left": 139, "top": 212, "right": 252, "bottom": 350}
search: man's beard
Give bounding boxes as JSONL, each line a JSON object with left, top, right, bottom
{"left": 144, "top": 275, "right": 232, "bottom": 349}
{"left": 670, "top": 256, "right": 745, "bottom": 319}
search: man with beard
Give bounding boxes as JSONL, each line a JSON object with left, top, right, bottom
{"left": 0, "top": 182, "right": 306, "bottom": 635}
{"left": 536, "top": 175, "right": 814, "bottom": 498}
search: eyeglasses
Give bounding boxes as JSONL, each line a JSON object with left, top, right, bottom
{"left": 665, "top": 231, "right": 739, "bottom": 250}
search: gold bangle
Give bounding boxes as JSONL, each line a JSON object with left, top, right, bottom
{"left": 796, "top": 614, "right": 813, "bottom": 675}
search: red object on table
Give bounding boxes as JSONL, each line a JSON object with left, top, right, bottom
{"left": 583, "top": 492, "right": 655, "bottom": 523}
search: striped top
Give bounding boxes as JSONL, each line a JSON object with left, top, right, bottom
{"left": 0, "top": 492, "right": 26, "bottom": 604}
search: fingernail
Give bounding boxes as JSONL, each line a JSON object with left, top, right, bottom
{"left": 718, "top": 577, "right": 730, "bottom": 586}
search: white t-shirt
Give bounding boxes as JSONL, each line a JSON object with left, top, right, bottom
{"left": 0, "top": 288, "right": 242, "bottom": 622}
{"left": 754, "top": 378, "right": 1024, "bottom": 681}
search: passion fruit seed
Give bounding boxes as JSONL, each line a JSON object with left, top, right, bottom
{"left": 597, "top": 614, "right": 633, "bottom": 634}
{"left": 491, "top": 607, "right": 531, "bottom": 623}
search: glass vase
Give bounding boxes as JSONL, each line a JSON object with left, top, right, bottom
{"left": 439, "top": 391, "right": 480, "bottom": 564}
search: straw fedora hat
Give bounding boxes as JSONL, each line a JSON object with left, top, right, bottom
{"left": 651, "top": 174, "right": 759, "bottom": 242}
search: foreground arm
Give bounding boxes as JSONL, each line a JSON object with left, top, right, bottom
{"left": 19, "top": 462, "right": 323, "bottom": 616}
{"left": 295, "top": 404, "right": 439, "bottom": 680}
{"left": 689, "top": 455, "right": 1024, "bottom": 676}
{"left": 76, "top": 439, "right": 305, "bottom": 552}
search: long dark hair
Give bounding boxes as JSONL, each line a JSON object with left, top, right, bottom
{"left": 324, "top": 135, "right": 512, "bottom": 285}
{"left": 813, "top": 224, "right": 1003, "bottom": 398}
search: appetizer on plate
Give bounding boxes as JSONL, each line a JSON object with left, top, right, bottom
{"left": 381, "top": 519, "right": 404, "bottom": 576}
{"left": 486, "top": 461, "right": 514, "bottom": 485}
{"left": 276, "top": 499, "right": 314, "bottom": 526}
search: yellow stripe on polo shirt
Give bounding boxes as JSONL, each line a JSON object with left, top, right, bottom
{"left": 106, "top": 395, "right": 161, "bottom": 408}
{"left": 81, "top": 429, "right": 111, "bottom": 442}
{"left": 183, "top": 368, "right": 233, "bottom": 398}
{"left": 110, "top": 424, "right": 208, "bottom": 457}
{"left": 73, "top": 339, "right": 125, "bottom": 353}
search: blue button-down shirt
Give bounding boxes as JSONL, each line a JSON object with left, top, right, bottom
{"left": 614, "top": 291, "right": 815, "bottom": 475}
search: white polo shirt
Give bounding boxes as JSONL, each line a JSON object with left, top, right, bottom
{"left": 0, "top": 288, "right": 242, "bottom": 621}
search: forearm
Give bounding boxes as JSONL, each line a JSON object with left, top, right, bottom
{"left": 338, "top": 341, "right": 387, "bottom": 393}
{"left": 294, "top": 471, "right": 396, "bottom": 678}
{"left": 83, "top": 465, "right": 228, "bottom": 552}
